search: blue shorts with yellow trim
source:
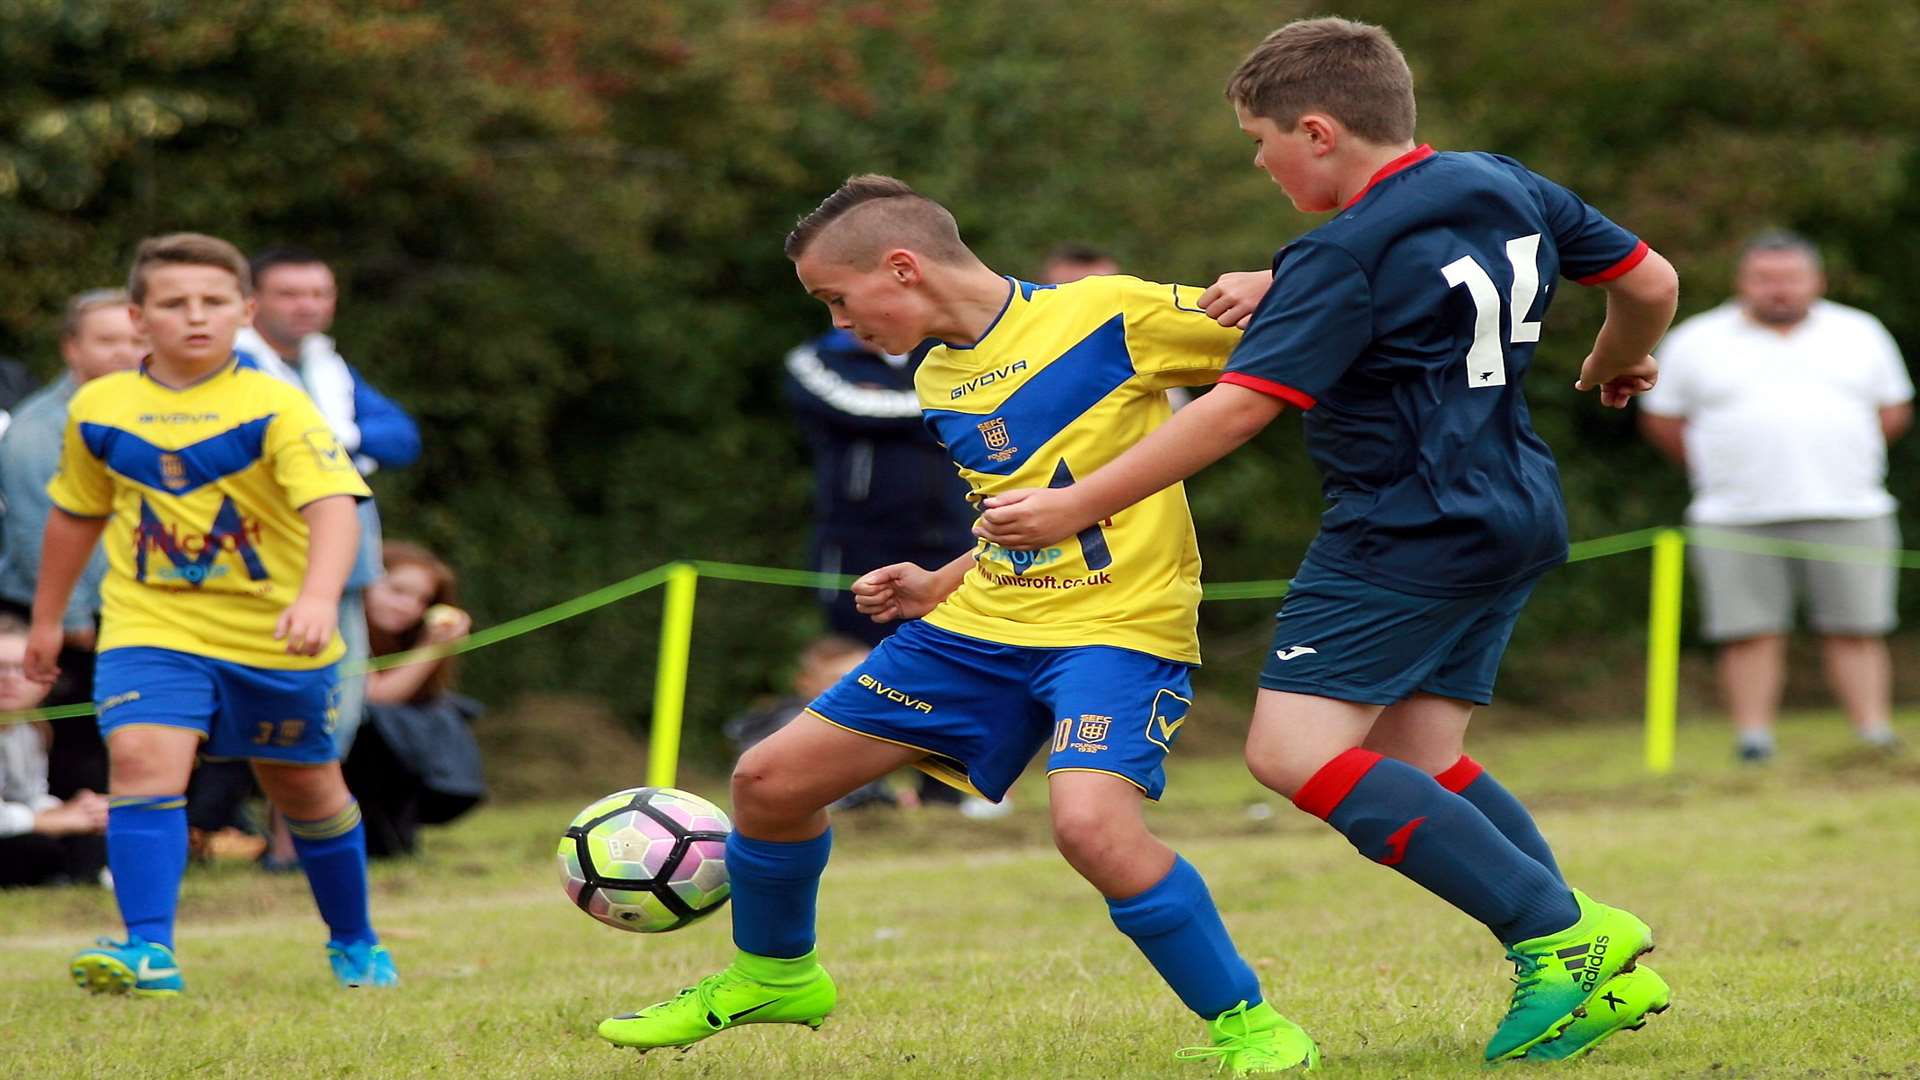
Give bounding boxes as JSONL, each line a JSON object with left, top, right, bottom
{"left": 805, "top": 620, "right": 1193, "bottom": 802}
{"left": 94, "top": 646, "right": 341, "bottom": 765}
{"left": 1259, "top": 559, "right": 1541, "bottom": 706}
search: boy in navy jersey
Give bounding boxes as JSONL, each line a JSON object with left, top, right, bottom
{"left": 977, "top": 17, "right": 1680, "bottom": 1065}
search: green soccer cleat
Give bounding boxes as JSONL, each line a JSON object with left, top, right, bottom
{"left": 1175, "top": 1000, "right": 1320, "bottom": 1075}
{"left": 70, "top": 936, "right": 184, "bottom": 998}
{"left": 597, "top": 950, "right": 837, "bottom": 1052}
{"left": 1484, "top": 890, "right": 1654, "bottom": 1062}
{"left": 1521, "top": 966, "right": 1670, "bottom": 1062}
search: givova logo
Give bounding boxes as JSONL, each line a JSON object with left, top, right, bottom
{"left": 1145, "top": 688, "right": 1191, "bottom": 750}
{"left": 857, "top": 674, "right": 933, "bottom": 713}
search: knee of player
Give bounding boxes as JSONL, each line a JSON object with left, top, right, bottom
{"left": 729, "top": 752, "right": 806, "bottom": 820}
{"left": 1243, "top": 746, "right": 1313, "bottom": 800}
{"left": 1049, "top": 802, "right": 1133, "bottom": 863}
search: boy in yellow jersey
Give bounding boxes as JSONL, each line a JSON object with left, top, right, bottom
{"left": 596, "top": 177, "right": 1317, "bottom": 1075}
{"left": 26, "top": 233, "right": 396, "bottom": 994}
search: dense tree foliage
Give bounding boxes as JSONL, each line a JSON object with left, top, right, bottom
{"left": 4, "top": 1, "right": 1915, "bottom": 748}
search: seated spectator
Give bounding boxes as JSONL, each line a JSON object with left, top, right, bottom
{"left": 0, "top": 614, "right": 107, "bottom": 887}
{"left": 723, "top": 636, "right": 900, "bottom": 811}
{"left": 343, "top": 541, "right": 486, "bottom": 857}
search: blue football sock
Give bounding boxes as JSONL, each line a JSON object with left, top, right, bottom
{"left": 107, "top": 795, "right": 189, "bottom": 950}
{"left": 726, "top": 829, "right": 832, "bottom": 960}
{"left": 1295, "top": 749, "right": 1578, "bottom": 944}
{"left": 1436, "top": 755, "right": 1564, "bottom": 883}
{"left": 287, "top": 800, "right": 376, "bottom": 947}
{"left": 1107, "top": 856, "right": 1262, "bottom": 1019}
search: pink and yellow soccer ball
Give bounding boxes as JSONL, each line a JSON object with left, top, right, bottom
{"left": 557, "top": 787, "right": 731, "bottom": 932}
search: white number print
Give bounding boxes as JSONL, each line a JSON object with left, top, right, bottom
{"left": 1440, "top": 233, "right": 1544, "bottom": 390}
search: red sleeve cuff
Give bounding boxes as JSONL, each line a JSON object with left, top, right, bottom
{"left": 1219, "top": 372, "right": 1316, "bottom": 410}
{"left": 1575, "top": 240, "right": 1651, "bottom": 286}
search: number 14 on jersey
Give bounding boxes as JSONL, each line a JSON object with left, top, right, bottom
{"left": 1441, "top": 233, "right": 1544, "bottom": 389}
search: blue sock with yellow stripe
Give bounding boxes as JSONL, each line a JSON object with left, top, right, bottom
{"left": 107, "top": 795, "right": 189, "bottom": 950}
{"left": 288, "top": 800, "right": 376, "bottom": 947}
{"left": 1107, "top": 856, "right": 1262, "bottom": 1018}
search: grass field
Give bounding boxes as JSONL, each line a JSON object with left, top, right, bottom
{"left": 3, "top": 711, "right": 1917, "bottom": 1079}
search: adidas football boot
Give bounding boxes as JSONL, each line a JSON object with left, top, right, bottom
{"left": 1522, "top": 965, "right": 1670, "bottom": 1062}
{"left": 1485, "top": 889, "right": 1653, "bottom": 1061}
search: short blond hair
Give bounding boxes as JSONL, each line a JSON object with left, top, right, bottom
{"left": 127, "top": 232, "right": 252, "bottom": 304}
{"left": 61, "top": 288, "right": 130, "bottom": 339}
{"left": 1226, "top": 17, "right": 1416, "bottom": 145}
{"left": 784, "top": 174, "right": 973, "bottom": 268}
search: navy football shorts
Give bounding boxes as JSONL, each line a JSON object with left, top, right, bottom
{"left": 805, "top": 620, "right": 1193, "bottom": 802}
{"left": 1258, "top": 560, "right": 1541, "bottom": 706}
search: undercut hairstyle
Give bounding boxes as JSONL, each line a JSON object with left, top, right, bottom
{"left": 1226, "top": 17, "right": 1417, "bottom": 146}
{"left": 61, "top": 288, "right": 131, "bottom": 339}
{"left": 1739, "top": 229, "right": 1823, "bottom": 272}
{"left": 784, "top": 174, "right": 973, "bottom": 267}
{"left": 250, "top": 245, "right": 330, "bottom": 288}
{"left": 127, "top": 233, "right": 252, "bottom": 303}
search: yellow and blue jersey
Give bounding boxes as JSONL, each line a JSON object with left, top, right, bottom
{"left": 918, "top": 274, "right": 1241, "bottom": 664}
{"left": 48, "top": 357, "right": 371, "bottom": 669}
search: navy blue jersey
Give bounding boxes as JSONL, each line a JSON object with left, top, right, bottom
{"left": 1225, "top": 146, "right": 1647, "bottom": 596}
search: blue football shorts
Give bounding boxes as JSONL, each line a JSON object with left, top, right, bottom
{"left": 94, "top": 646, "right": 343, "bottom": 765}
{"left": 1258, "top": 560, "right": 1542, "bottom": 706}
{"left": 805, "top": 620, "right": 1194, "bottom": 802}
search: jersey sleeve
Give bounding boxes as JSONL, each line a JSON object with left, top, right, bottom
{"left": 1113, "top": 276, "right": 1244, "bottom": 388}
{"left": 45, "top": 401, "right": 114, "bottom": 518}
{"left": 267, "top": 395, "right": 373, "bottom": 508}
{"left": 1862, "top": 314, "right": 1914, "bottom": 406}
{"left": 1522, "top": 168, "right": 1649, "bottom": 285}
{"left": 1220, "top": 240, "right": 1372, "bottom": 409}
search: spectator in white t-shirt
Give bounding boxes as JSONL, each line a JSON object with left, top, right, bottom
{"left": 1639, "top": 230, "right": 1913, "bottom": 761}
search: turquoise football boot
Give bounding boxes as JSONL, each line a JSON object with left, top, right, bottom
{"left": 328, "top": 940, "right": 400, "bottom": 987}
{"left": 70, "top": 936, "right": 184, "bottom": 998}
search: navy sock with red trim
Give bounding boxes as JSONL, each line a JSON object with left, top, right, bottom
{"left": 1436, "top": 755, "right": 1564, "bottom": 884}
{"left": 1295, "top": 749, "right": 1577, "bottom": 944}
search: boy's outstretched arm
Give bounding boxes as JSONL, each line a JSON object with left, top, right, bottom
{"left": 1575, "top": 250, "right": 1679, "bottom": 408}
{"left": 25, "top": 509, "right": 109, "bottom": 684}
{"left": 975, "top": 384, "right": 1284, "bottom": 550}
{"left": 278, "top": 494, "right": 360, "bottom": 656}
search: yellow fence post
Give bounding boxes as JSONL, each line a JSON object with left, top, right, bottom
{"left": 648, "top": 562, "right": 699, "bottom": 788}
{"left": 1644, "top": 529, "right": 1685, "bottom": 774}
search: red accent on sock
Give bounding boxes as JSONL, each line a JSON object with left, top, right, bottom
{"left": 1291, "top": 748, "right": 1384, "bottom": 820}
{"left": 1378, "top": 816, "right": 1427, "bottom": 865}
{"left": 1433, "top": 755, "right": 1485, "bottom": 793}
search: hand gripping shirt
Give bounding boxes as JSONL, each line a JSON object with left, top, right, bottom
{"left": 1224, "top": 146, "right": 1649, "bottom": 596}
{"left": 47, "top": 358, "right": 372, "bottom": 669}
{"left": 918, "top": 275, "right": 1241, "bottom": 664}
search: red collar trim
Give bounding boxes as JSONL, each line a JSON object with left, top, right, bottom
{"left": 1342, "top": 144, "right": 1435, "bottom": 209}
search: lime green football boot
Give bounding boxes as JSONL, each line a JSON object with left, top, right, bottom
{"left": 1484, "top": 890, "right": 1654, "bottom": 1062}
{"left": 1521, "top": 965, "right": 1670, "bottom": 1062}
{"left": 1175, "top": 1000, "right": 1320, "bottom": 1075}
{"left": 597, "top": 950, "right": 836, "bottom": 1052}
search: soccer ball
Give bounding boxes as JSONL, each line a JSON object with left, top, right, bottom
{"left": 557, "top": 787, "right": 732, "bottom": 933}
